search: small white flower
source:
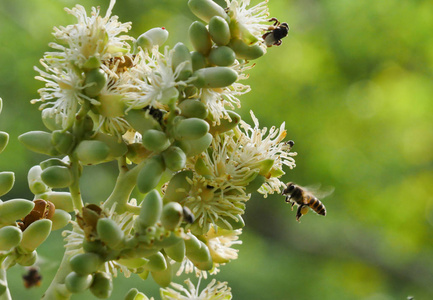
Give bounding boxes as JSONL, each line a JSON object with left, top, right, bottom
{"left": 225, "top": 0, "right": 270, "bottom": 42}
{"left": 47, "top": 0, "right": 132, "bottom": 68}
{"left": 205, "top": 226, "right": 242, "bottom": 263}
{"left": 161, "top": 277, "right": 232, "bottom": 300}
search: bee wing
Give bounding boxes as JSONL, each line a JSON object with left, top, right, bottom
{"left": 303, "top": 184, "right": 334, "bottom": 199}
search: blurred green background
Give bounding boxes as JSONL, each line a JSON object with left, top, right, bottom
{"left": 1, "top": 0, "right": 433, "bottom": 299}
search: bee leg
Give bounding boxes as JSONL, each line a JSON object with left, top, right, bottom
{"left": 295, "top": 205, "right": 303, "bottom": 221}
{"left": 274, "top": 40, "right": 283, "bottom": 46}
{"left": 268, "top": 17, "right": 280, "bottom": 26}
{"left": 290, "top": 201, "right": 295, "bottom": 211}
{"left": 262, "top": 31, "right": 271, "bottom": 40}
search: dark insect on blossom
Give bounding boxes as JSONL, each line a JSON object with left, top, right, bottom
{"left": 23, "top": 267, "right": 42, "bottom": 288}
{"left": 262, "top": 18, "right": 289, "bottom": 47}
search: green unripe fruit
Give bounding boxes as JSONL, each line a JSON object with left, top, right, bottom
{"left": 65, "top": 272, "right": 93, "bottom": 294}
{"left": 137, "top": 27, "right": 169, "bottom": 50}
{"left": 124, "top": 288, "right": 143, "bottom": 300}
{"left": 0, "top": 131, "right": 9, "bottom": 154}
{"left": 208, "top": 46, "right": 236, "bottom": 66}
{"left": 209, "top": 16, "right": 231, "bottom": 45}
{"left": 97, "top": 218, "right": 124, "bottom": 248}
{"left": 124, "top": 109, "right": 161, "bottom": 133}
{"left": 42, "top": 191, "right": 74, "bottom": 212}
{"left": 40, "top": 158, "right": 69, "bottom": 170}
{"left": 51, "top": 130, "right": 75, "bottom": 154}
{"left": 192, "top": 67, "right": 238, "bottom": 88}
{"left": 97, "top": 94, "right": 125, "bottom": 118}
{"left": 188, "top": 0, "right": 228, "bottom": 23}
{"left": 51, "top": 209, "right": 71, "bottom": 230}
{"left": 83, "top": 56, "right": 101, "bottom": 70}
{"left": 136, "top": 156, "right": 165, "bottom": 194}
{"left": 189, "top": 21, "right": 212, "bottom": 55}
{"left": 172, "top": 43, "right": 193, "bottom": 81}
{"left": 16, "top": 250, "right": 37, "bottom": 266}
{"left": 84, "top": 68, "right": 107, "bottom": 97}
{"left": 209, "top": 110, "right": 241, "bottom": 134}
{"left": 141, "top": 129, "right": 170, "bottom": 153}
{"left": 162, "top": 146, "right": 186, "bottom": 171}
{"left": 164, "top": 239, "right": 185, "bottom": 262}
{"left": 41, "top": 166, "right": 73, "bottom": 188}
{"left": 173, "top": 117, "right": 209, "bottom": 140}
{"left": 151, "top": 262, "right": 172, "bottom": 287}
{"left": 163, "top": 170, "right": 193, "bottom": 203}
{"left": 70, "top": 253, "right": 103, "bottom": 275}
{"left": 90, "top": 272, "right": 113, "bottom": 299}
{"left": 161, "top": 202, "right": 183, "bottom": 230}
{"left": 0, "top": 199, "right": 34, "bottom": 225}
{"left": 136, "top": 190, "right": 162, "bottom": 229}
{"left": 20, "top": 219, "right": 52, "bottom": 252}
{"left": 185, "top": 236, "right": 213, "bottom": 269}
{"left": 181, "top": 133, "right": 213, "bottom": 157}
{"left": 228, "top": 38, "right": 265, "bottom": 60}
{"left": 0, "top": 226, "right": 22, "bottom": 251}
{"left": 0, "top": 171, "right": 14, "bottom": 197}
{"left": 179, "top": 99, "right": 208, "bottom": 119}
{"left": 94, "top": 133, "right": 128, "bottom": 159}
{"left": 74, "top": 140, "right": 110, "bottom": 165}
{"left": 144, "top": 252, "right": 167, "bottom": 272}
{"left": 191, "top": 51, "right": 207, "bottom": 71}
{"left": 18, "top": 131, "right": 59, "bottom": 156}
{"left": 116, "top": 257, "right": 148, "bottom": 269}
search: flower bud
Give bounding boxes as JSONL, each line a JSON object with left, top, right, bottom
{"left": 74, "top": 140, "right": 110, "bottom": 165}
{"left": 97, "top": 94, "right": 125, "bottom": 118}
{"left": 28, "top": 165, "right": 49, "bottom": 195}
{"left": 137, "top": 27, "right": 169, "bottom": 50}
{"left": 179, "top": 99, "right": 208, "bottom": 119}
{"left": 16, "top": 250, "right": 37, "bottom": 266}
{"left": 51, "top": 130, "right": 75, "bottom": 154}
{"left": 228, "top": 38, "right": 265, "bottom": 60}
{"left": 94, "top": 133, "right": 128, "bottom": 160}
{"left": 189, "top": 21, "right": 212, "bottom": 55}
{"left": 181, "top": 133, "right": 213, "bottom": 157}
{"left": 216, "top": 215, "right": 245, "bottom": 230}
{"left": 124, "top": 288, "right": 149, "bottom": 300}
{"left": 173, "top": 117, "right": 209, "bottom": 140}
{"left": 84, "top": 68, "right": 107, "bottom": 97}
{"left": 0, "top": 131, "right": 9, "bottom": 154}
{"left": 188, "top": 0, "right": 228, "bottom": 23}
{"left": 0, "top": 226, "right": 22, "bottom": 251}
{"left": 18, "top": 131, "right": 59, "bottom": 156}
{"left": 172, "top": 43, "right": 193, "bottom": 81}
{"left": 41, "top": 108, "right": 63, "bottom": 131}
{"left": 209, "top": 16, "right": 231, "bottom": 45}
{"left": 208, "top": 46, "right": 236, "bottom": 66}
{"left": 20, "top": 219, "right": 52, "bottom": 252}
{"left": 90, "top": 272, "right": 113, "bottom": 299}
{"left": 185, "top": 236, "right": 213, "bottom": 270}
{"left": 162, "top": 146, "right": 186, "bottom": 171}
{"left": 70, "top": 253, "right": 103, "bottom": 275}
{"left": 161, "top": 202, "right": 183, "bottom": 230}
{"left": 116, "top": 257, "right": 148, "bottom": 269}
{"left": 209, "top": 110, "right": 241, "bottom": 134}
{"left": 124, "top": 109, "right": 162, "bottom": 134}
{"left": 0, "top": 172, "right": 14, "bottom": 197}
{"left": 41, "top": 166, "right": 73, "bottom": 188}
{"left": 97, "top": 218, "right": 124, "bottom": 248}
{"left": 65, "top": 272, "right": 93, "bottom": 294}
{"left": 0, "top": 199, "right": 34, "bottom": 225}
{"left": 136, "top": 190, "right": 162, "bottom": 230}
{"left": 51, "top": 209, "right": 71, "bottom": 230}
{"left": 150, "top": 262, "right": 172, "bottom": 287}
{"left": 136, "top": 156, "right": 165, "bottom": 194}
{"left": 191, "top": 51, "right": 207, "bottom": 71}
{"left": 192, "top": 67, "right": 238, "bottom": 88}
{"left": 83, "top": 56, "right": 101, "bottom": 70}
{"left": 163, "top": 170, "right": 193, "bottom": 203}
{"left": 229, "top": 20, "right": 258, "bottom": 45}
{"left": 143, "top": 252, "right": 167, "bottom": 272}
{"left": 164, "top": 239, "right": 185, "bottom": 262}
{"left": 244, "top": 174, "right": 266, "bottom": 193}
{"left": 42, "top": 191, "right": 74, "bottom": 212}
{"left": 40, "top": 158, "right": 69, "bottom": 170}
{"left": 141, "top": 129, "right": 170, "bottom": 153}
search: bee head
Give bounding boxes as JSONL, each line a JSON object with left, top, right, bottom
{"left": 283, "top": 182, "right": 295, "bottom": 195}
{"left": 280, "top": 23, "right": 289, "bottom": 30}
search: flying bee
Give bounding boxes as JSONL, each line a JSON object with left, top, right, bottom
{"left": 282, "top": 182, "right": 333, "bottom": 222}
{"left": 262, "top": 18, "right": 289, "bottom": 47}
{"left": 22, "top": 267, "right": 42, "bottom": 288}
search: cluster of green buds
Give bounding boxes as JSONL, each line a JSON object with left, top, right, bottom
{"left": 1, "top": 0, "right": 296, "bottom": 299}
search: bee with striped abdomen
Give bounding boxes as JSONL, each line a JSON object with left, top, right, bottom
{"left": 282, "top": 182, "right": 332, "bottom": 222}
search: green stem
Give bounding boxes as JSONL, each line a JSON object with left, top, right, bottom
{"left": 40, "top": 248, "right": 72, "bottom": 300}
{"left": 0, "top": 266, "right": 11, "bottom": 300}
{"left": 69, "top": 156, "right": 83, "bottom": 212}
{"left": 103, "top": 158, "right": 147, "bottom": 213}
